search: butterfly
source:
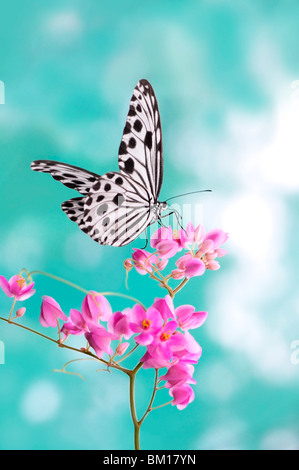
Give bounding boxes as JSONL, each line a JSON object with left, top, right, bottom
{"left": 31, "top": 79, "right": 169, "bottom": 247}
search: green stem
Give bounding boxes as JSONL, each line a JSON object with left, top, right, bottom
{"left": 27, "top": 270, "right": 90, "bottom": 295}
{"left": 150, "top": 400, "right": 173, "bottom": 411}
{"left": 8, "top": 296, "right": 17, "bottom": 322}
{"left": 127, "top": 362, "right": 143, "bottom": 450}
{"left": 115, "top": 344, "right": 139, "bottom": 364}
{"left": 139, "top": 369, "right": 159, "bottom": 426}
{"left": 0, "top": 316, "right": 130, "bottom": 375}
{"left": 172, "top": 277, "right": 188, "bottom": 296}
{"left": 129, "top": 373, "right": 140, "bottom": 449}
{"left": 27, "top": 270, "right": 146, "bottom": 309}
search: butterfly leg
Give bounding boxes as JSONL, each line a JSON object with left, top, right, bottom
{"left": 139, "top": 226, "right": 149, "bottom": 249}
{"left": 173, "top": 209, "right": 185, "bottom": 231}
{"left": 160, "top": 209, "right": 185, "bottom": 232}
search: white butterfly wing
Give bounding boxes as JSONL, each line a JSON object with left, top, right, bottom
{"left": 31, "top": 160, "right": 99, "bottom": 195}
{"left": 118, "top": 79, "right": 163, "bottom": 201}
{"left": 31, "top": 79, "right": 164, "bottom": 247}
{"left": 82, "top": 172, "right": 154, "bottom": 247}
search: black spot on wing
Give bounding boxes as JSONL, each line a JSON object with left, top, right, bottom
{"left": 128, "top": 106, "right": 136, "bottom": 117}
{"left": 144, "top": 131, "right": 153, "bottom": 150}
{"left": 93, "top": 181, "right": 101, "bottom": 191}
{"left": 119, "top": 141, "right": 127, "bottom": 155}
{"left": 123, "top": 122, "right": 131, "bottom": 134}
{"left": 124, "top": 158, "right": 134, "bottom": 174}
{"left": 133, "top": 120, "right": 143, "bottom": 132}
{"left": 128, "top": 137, "right": 136, "bottom": 149}
{"left": 113, "top": 193, "right": 125, "bottom": 206}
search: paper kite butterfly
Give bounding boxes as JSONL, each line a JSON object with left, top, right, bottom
{"left": 31, "top": 79, "right": 169, "bottom": 247}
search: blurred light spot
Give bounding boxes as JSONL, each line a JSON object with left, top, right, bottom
{"left": 196, "top": 418, "right": 247, "bottom": 450}
{"left": 208, "top": 291, "right": 297, "bottom": 383}
{"left": 21, "top": 380, "right": 61, "bottom": 423}
{"left": 222, "top": 192, "right": 281, "bottom": 261}
{"left": 64, "top": 231, "right": 102, "bottom": 269}
{"left": 201, "top": 362, "right": 238, "bottom": 401}
{"left": 261, "top": 428, "right": 299, "bottom": 450}
{"left": 45, "top": 11, "right": 83, "bottom": 40}
{"left": 258, "top": 102, "right": 299, "bottom": 191}
{"left": 1, "top": 218, "right": 45, "bottom": 272}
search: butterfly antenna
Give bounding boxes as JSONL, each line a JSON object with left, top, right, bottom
{"left": 166, "top": 189, "right": 212, "bottom": 203}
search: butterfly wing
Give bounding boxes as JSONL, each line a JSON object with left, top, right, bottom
{"left": 82, "top": 171, "right": 153, "bottom": 247}
{"left": 31, "top": 160, "right": 100, "bottom": 195}
{"left": 31, "top": 79, "right": 164, "bottom": 247}
{"left": 118, "top": 79, "right": 163, "bottom": 201}
{"left": 61, "top": 197, "right": 86, "bottom": 229}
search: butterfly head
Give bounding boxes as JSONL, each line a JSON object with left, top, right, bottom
{"left": 150, "top": 201, "right": 168, "bottom": 222}
{"left": 159, "top": 201, "right": 168, "bottom": 212}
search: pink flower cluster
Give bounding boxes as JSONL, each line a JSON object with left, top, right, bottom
{"left": 39, "top": 291, "right": 207, "bottom": 410}
{"left": 128, "top": 223, "right": 228, "bottom": 280}
{"left": 0, "top": 222, "right": 228, "bottom": 412}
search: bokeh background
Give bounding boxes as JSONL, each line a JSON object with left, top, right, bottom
{"left": 1, "top": 0, "right": 299, "bottom": 450}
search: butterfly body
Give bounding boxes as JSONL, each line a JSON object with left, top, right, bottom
{"left": 31, "top": 79, "right": 167, "bottom": 247}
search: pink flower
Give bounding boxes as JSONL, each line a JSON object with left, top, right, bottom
{"left": 152, "top": 295, "right": 175, "bottom": 321}
{"left": 16, "top": 307, "right": 26, "bottom": 318}
{"left": 151, "top": 227, "right": 178, "bottom": 259}
{"left": 175, "top": 305, "right": 208, "bottom": 330}
{"left": 174, "top": 331, "right": 202, "bottom": 364}
{"left": 145, "top": 321, "right": 186, "bottom": 362}
{"left": 204, "top": 228, "right": 229, "bottom": 249}
{"left": 129, "top": 305, "right": 163, "bottom": 345}
{"left": 132, "top": 249, "right": 160, "bottom": 275}
{"left": 172, "top": 253, "right": 205, "bottom": 280}
{"left": 81, "top": 292, "right": 112, "bottom": 324}
{"left": 39, "top": 296, "right": 68, "bottom": 328}
{"left": 160, "top": 362, "right": 196, "bottom": 389}
{"left": 175, "top": 222, "right": 204, "bottom": 249}
{"left": 169, "top": 384, "right": 195, "bottom": 410}
{"left": 115, "top": 342, "right": 130, "bottom": 356}
{"left": 140, "top": 351, "right": 170, "bottom": 369}
{"left": 0, "top": 274, "right": 35, "bottom": 301}
{"left": 85, "top": 325, "right": 116, "bottom": 358}
{"left": 62, "top": 309, "right": 89, "bottom": 336}
{"left": 108, "top": 310, "right": 133, "bottom": 340}
{"left": 195, "top": 229, "right": 229, "bottom": 271}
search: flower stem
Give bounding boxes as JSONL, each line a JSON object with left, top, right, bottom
{"left": 172, "top": 277, "right": 188, "bottom": 296}
{"left": 27, "top": 270, "right": 146, "bottom": 309}
{"left": 115, "top": 344, "right": 139, "bottom": 364}
{"left": 8, "top": 296, "right": 17, "bottom": 322}
{"left": 150, "top": 400, "right": 173, "bottom": 411}
{"left": 139, "top": 369, "right": 159, "bottom": 425}
{"left": 0, "top": 316, "right": 130, "bottom": 375}
{"left": 128, "top": 362, "right": 143, "bottom": 450}
{"left": 27, "top": 270, "right": 90, "bottom": 295}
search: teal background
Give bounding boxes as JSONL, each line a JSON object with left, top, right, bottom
{"left": 1, "top": 0, "right": 299, "bottom": 450}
